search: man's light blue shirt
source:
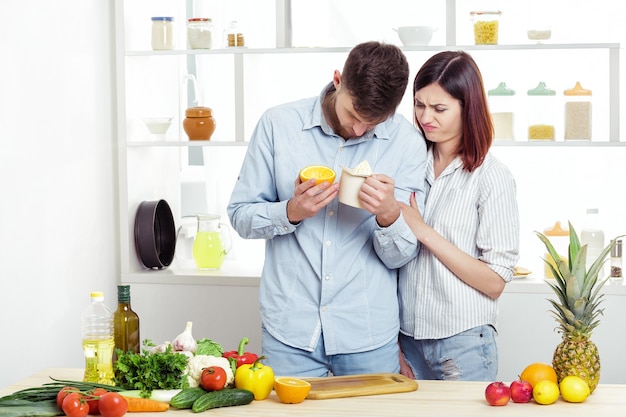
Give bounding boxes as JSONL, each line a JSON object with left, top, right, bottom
{"left": 228, "top": 86, "right": 427, "bottom": 355}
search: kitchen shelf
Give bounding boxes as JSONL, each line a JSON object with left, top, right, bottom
{"left": 115, "top": 0, "right": 623, "bottom": 282}
{"left": 124, "top": 42, "right": 620, "bottom": 56}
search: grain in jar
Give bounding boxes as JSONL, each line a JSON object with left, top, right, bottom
{"left": 527, "top": 81, "right": 556, "bottom": 140}
{"left": 488, "top": 82, "right": 515, "bottom": 140}
{"left": 187, "top": 18, "right": 213, "bottom": 49}
{"left": 151, "top": 17, "right": 174, "bottom": 50}
{"left": 470, "top": 11, "right": 501, "bottom": 45}
{"left": 563, "top": 81, "right": 592, "bottom": 140}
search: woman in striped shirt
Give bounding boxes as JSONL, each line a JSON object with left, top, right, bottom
{"left": 398, "top": 51, "right": 520, "bottom": 381}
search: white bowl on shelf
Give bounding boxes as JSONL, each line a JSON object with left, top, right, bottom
{"left": 394, "top": 26, "right": 436, "bottom": 46}
{"left": 143, "top": 117, "right": 173, "bottom": 135}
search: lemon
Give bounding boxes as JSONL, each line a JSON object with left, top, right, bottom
{"left": 274, "top": 377, "right": 311, "bottom": 404}
{"left": 533, "top": 380, "right": 560, "bottom": 405}
{"left": 559, "top": 375, "right": 590, "bottom": 403}
{"left": 299, "top": 165, "right": 336, "bottom": 185}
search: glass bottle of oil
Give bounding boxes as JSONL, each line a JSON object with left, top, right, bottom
{"left": 113, "top": 285, "right": 140, "bottom": 362}
{"left": 81, "top": 292, "right": 115, "bottom": 384}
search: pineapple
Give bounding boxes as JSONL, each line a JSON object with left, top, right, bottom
{"left": 535, "top": 222, "right": 619, "bottom": 393}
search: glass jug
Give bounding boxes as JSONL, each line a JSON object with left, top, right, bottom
{"left": 192, "top": 214, "right": 232, "bottom": 269}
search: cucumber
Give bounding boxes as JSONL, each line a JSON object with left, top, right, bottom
{"left": 170, "top": 387, "right": 206, "bottom": 409}
{"left": 191, "top": 389, "right": 254, "bottom": 413}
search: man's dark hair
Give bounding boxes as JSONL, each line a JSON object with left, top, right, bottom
{"left": 341, "top": 41, "right": 409, "bottom": 121}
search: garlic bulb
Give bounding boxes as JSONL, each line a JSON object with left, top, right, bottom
{"left": 149, "top": 341, "right": 171, "bottom": 354}
{"left": 172, "top": 321, "right": 198, "bottom": 353}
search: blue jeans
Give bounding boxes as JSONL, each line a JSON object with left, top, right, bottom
{"left": 399, "top": 325, "right": 498, "bottom": 381}
{"left": 262, "top": 326, "right": 400, "bottom": 377}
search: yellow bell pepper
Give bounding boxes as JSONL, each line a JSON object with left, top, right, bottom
{"left": 234, "top": 356, "right": 275, "bottom": 400}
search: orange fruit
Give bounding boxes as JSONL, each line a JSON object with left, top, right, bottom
{"left": 273, "top": 377, "right": 311, "bottom": 404}
{"left": 299, "top": 165, "right": 336, "bottom": 185}
{"left": 520, "top": 363, "right": 558, "bottom": 388}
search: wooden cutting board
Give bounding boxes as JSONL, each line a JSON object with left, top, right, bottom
{"left": 302, "top": 373, "right": 418, "bottom": 399}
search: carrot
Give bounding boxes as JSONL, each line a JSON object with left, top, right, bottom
{"left": 121, "top": 396, "right": 170, "bottom": 412}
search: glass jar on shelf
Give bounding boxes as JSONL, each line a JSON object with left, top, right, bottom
{"left": 488, "top": 82, "right": 516, "bottom": 141}
{"left": 225, "top": 21, "right": 245, "bottom": 47}
{"left": 187, "top": 18, "right": 213, "bottom": 49}
{"left": 527, "top": 81, "right": 556, "bottom": 141}
{"left": 563, "top": 81, "right": 592, "bottom": 141}
{"left": 151, "top": 17, "right": 174, "bottom": 50}
{"left": 470, "top": 10, "right": 501, "bottom": 45}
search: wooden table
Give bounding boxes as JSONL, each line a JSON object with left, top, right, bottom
{"left": 3, "top": 368, "right": 626, "bottom": 416}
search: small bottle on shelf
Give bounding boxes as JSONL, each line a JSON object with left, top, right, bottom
{"left": 81, "top": 292, "right": 115, "bottom": 384}
{"left": 610, "top": 240, "right": 623, "bottom": 285}
{"left": 113, "top": 285, "right": 141, "bottom": 361}
{"left": 580, "top": 208, "right": 606, "bottom": 277}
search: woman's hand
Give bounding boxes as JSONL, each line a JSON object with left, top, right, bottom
{"left": 399, "top": 192, "right": 426, "bottom": 237}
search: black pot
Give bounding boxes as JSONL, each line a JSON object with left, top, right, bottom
{"left": 134, "top": 199, "right": 176, "bottom": 269}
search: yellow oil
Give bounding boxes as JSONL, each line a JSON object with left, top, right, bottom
{"left": 82, "top": 338, "right": 115, "bottom": 384}
{"left": 193, "top": 231, "right": 225, "bottom": 269}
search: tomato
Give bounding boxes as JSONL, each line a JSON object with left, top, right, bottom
{"left": 200, "top": 366, "right": 227, "bottom": 391}
{"left": 57, "top": 386, "right": 78, "bottom": 408}
{"left": 98, "top": 392, "right": 128, "bottom": 417}
{"left": 85, "top": 387, "right": 108, "bottom": 415}
{"left": 62, "top": 392, "right": 89, "bottom": 417}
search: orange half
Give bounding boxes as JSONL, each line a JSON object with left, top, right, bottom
{"left": 274, "top": 377, "right": 311, "bottom": 404}
{"left": 299, "top": 165, "right": 336, "bottom": 185}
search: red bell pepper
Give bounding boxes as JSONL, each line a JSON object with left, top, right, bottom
{"left": 223, "top": 337, "right": 259, "bottom": 368}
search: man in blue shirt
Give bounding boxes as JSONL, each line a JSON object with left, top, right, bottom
{"left": 227, "top": 41, "right": 427, "bottom": 377}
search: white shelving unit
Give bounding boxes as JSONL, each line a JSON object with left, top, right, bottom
{"left": 115, "top": 0, "right": 622, "bottom": 284}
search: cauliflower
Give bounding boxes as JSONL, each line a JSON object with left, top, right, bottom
{"left": 185, "top": 354, "right": 234, "bottom": 387}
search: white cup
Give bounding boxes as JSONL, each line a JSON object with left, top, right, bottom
{"left": 339, "top": 167, "right": 370, "bottom": 208}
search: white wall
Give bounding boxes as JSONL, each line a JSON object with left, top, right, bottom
{"left": 0, "top": 1, "right": 117, "bottom": 387}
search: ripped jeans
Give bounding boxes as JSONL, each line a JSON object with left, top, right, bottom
{"left": 399, "top": 325, "right": 498, "bottom": 381}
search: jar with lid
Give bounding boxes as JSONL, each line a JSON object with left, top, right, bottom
{"left": 542, "top": 221, "right": 569, "bottom": 279}
{"left": 183, "top": 106, "right": 216, "bottom": 140}
{"left": 527, "top": 81, "right": 556, "bottom": 140}
{"left": 187, "top": 18, "right": 213, "bottom": 49}
{"left": 151, "top": 17, "right": 174, "bottom": 50}
{"left": 470, "top": 11, "right": 501, "bottom": 45}
{"left": 563, "top": 81, "right": 592, "bottom": 141}
{"left": 225, "top": 21, "right": 245, "bottom": 47}
{"left": 488, "top": 82, "right": 515, "bottom": 140}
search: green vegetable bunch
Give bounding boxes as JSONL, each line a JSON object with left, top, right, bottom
{"left": 113, "top": 340, "right": 189, "bottom": 397}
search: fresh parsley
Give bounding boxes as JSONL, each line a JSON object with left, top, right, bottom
{"left": 113, "top": 340, "right": 189, "bottom": 397}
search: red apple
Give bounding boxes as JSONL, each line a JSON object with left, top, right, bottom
{"left": 510, "top": 379, "right": 533, "bottom": 403}
{"left": 485, "top": 381, "right": 511, "bottom": 406}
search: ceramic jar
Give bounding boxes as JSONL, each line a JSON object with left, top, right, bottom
{"left": 183, "top": 106, "right": 216, "bottom": 140}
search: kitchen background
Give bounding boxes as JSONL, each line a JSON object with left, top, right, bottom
{"left": 1, "top": 0, "right": 626, "bottom": 389}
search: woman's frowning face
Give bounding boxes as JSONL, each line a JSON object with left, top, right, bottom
{"left": 414, "top": 83, "right": 463, "bottom": 146}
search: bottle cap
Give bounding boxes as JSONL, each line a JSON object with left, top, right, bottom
{"left": 90, "top": 291, "right": 104, "bottom": 301}
{"left": 488, "top": 82, "right": 515, "bottom": 96}
{"left": 544, "top": 221, "right": 569, "bottom": 236}
{"left": 564, "top": 81, "right": 592, "bottom": 96}
{"left": 117, "top": 285, "right": 131, "bottom": 303}
{"left": 612, "top": 240, "right": 622, "bottom": 258}
{"left": 528, "top": 82, "right": 556, "bottom": 96}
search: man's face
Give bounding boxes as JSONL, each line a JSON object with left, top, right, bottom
{"left": 331, "top": 70, "right": 386, "bottom": 140}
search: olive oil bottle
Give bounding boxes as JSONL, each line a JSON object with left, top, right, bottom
{"left": 113, "top": 285, "right": 140, "bottom": 361}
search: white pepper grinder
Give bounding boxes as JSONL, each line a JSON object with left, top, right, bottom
{"left": 610, "top": 239, "right": 623, "bottom": 285}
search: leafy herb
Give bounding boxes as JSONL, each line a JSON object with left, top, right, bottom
{"left": 196, "top": 338, "right": 224, "bottom": 356}
{"left": 113, "top": 341, "right": 189, "bottom": 397}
